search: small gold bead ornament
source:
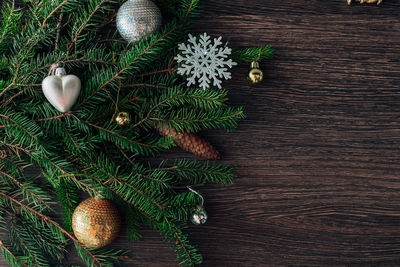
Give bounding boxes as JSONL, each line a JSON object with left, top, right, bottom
{"left": 114, "top": 111, "right": 131, "bottom": 126}
{"left": 72, "top": 197, "right": 122, "bottom": 248}
{"left": 348, "top": 0, "right": 382, "bottom": 5}
{"left": 248, "top": 61, "right": 264, "bottom": 85}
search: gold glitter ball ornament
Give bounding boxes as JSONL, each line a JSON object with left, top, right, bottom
{"left": 248, "top": 61, "right": 263, "bottom": 85}
{"left": 347, "top": 0, "right": 382, "bottom": 4}
{"left": 72, "top": 198, "right": 121, "bottom": 248}
{"left": 114, "top": 111, "right": 131, "bottom": 126}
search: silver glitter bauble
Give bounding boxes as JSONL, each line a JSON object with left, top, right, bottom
{"left": 116, "top": 0, "right": 162, "bottom": 43}
{"left": 191, "top": 206, "right": 208, "bottom": 225}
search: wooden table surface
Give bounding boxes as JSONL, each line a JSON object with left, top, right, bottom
{"left": 190, "top": 1, "right": 400, "bottom": 266}
{"left": 3, "top": 0, "right": 400, "bottom": 266}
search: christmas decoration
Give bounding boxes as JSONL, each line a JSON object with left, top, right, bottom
{"left": 42, "top": 66, "right": 81, "bottom": 113}
{"left": 157, "top": 124, "right": 221, "bottom": 160}
{"left": 175, "top": 33, "right": 237, "bottom": 89}
{"left": 248, "top": 61, "right": 263, "bottom": 85}
{"left": 72, "top": 197, "right": 121, "bottom": 249}
{"left": 116, "top": 0, "right": 162, "bottom": 43}
{"left": 191, "top": 206, "right": 208, "bottom": 225}
{"left": 114, "top": 111, "right": 131, "bottom": 126}
{"left": 188, "top": 187, "right": 207, "bottom": 225}
{"left": 347, "top": 0, "right": 382, "bottom": 4}
{"left": 0, "top": 0, "right": 273, "bottom": 266}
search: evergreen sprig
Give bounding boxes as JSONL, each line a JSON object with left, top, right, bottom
{"left": 0, "top": 0, "right": 272, "bottom": 266}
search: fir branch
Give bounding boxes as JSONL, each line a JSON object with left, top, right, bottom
{"left": 9, "top": 222, "right": 39, "bottom": 266}
{"left": 56, "top": 178, "right": 79, "bottom": 231}
{"left": 101, "top": 171, "right": 165, "bottom": 210}
{"left": 120, "top": 96, "right": 141, "bottom": 106}
{"left": 47, "top": 159, "right": 99, "bottom": 195}
{"left": 0, "top": 239, "right": 29, "bottom": 267}
{"left": 0, "top": 113, "right": 38, "bottom": 141}
{"left": 151, "top": 107, "right": 245, "bottom": 132}
{"left": 133, "top": 87, "right": 229, "bottom": 129}
{"left": 0, "top": 170, "right": 52, "bottom": 210}
{"left": 67, "top": 0, "right": 108, "bottom": 51}
{"left": 0, "top": 0, "right": 15, "bottom": 43}
{"left": 37, "top": 112, "right": 71, "bottom": 122}
{"left": 8, "top": 214, "right": 65, "bottom": 266}
{"left": 81, "top": 119, "right": 174, "bottom": 155}
{"left": 155, "top": 160, "right": 236, "bottom": 184}
{"left": 41, "top": 0, "right": 71, "bottom": 28}
{"left": 91, "top": 175, "right": 161, "bottom": 224}
{"left": 0, "top": 142, "right": 32, "bottom": 155}
{"left": 158, "top": 217, "right": 202, "bottom": 266}
{"left": 232, "top": 45, "right": 274, "bottom": 62}
{"left": 136, "top": 67, "right": 176, "bottom": 77}
{"left": 62, "top": 124, "right": 79, "bottom": 151}
{"left": 123, "top": 83, "right": 168, "bottom": 89}
{"left": 1, "top": 91, "right": 23, "bottom": 106}
{"left": 166, "top": 219, "right": 194, "bottom": 265}
{"left": 54, "top": 13, "right": 63, "bottom": 51}
{"left": 21, "top": 58, "right": 113, "bottom": 80}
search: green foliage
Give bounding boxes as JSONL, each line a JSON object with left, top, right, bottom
{"left": 56, "top": 178, "right": 80, "bottom": 231}
{"left": 232, "top": 45, "right": 274, "bottom": 62}
{"left": 165, "top": 159, "right": 237, "bottom": 184}
{"left": 156, "top": 218, "right": 203, "bottom": 266}
{"left": 0, "top": 0, "right": 271, "bottom": 266}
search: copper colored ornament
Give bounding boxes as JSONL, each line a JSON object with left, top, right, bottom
{"left": 156, "top": 124, "right": 221, "bottom": 160}
{"left": 115, "top": 111, "right": 131, "bottom": 126}
{"left": 347, "top": 0, "right": 382, "bottom": 4}
{"left": 248, "top": 61, "right": 263, "bottom": 85}
{"left": 72, "top": 198, "right": 121, "bottom": 248}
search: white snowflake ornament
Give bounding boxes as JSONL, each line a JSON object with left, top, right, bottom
{"left": 175, "top": 33, "right": 237, "bottom": 89}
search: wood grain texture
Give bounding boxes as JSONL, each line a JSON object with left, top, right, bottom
{"left": 3, "top": 0, "right": 400, "bottom": 266}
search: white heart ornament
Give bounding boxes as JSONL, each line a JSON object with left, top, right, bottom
{"left": 42, "top": 67, "right": 81, "bottom": 113}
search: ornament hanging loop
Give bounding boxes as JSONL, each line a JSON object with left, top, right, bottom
{"left": 48, "top": 63, "right": 59, "bottom": 76}
{"left": 250, "top": 61, "right": 260, "bottom": 69}
{"left": 94, "top": 191, "right": 104, "bottom": 200}
{"left": 48, "top": 62, "right": 66, "bottom": 76}
{"left": 257, "top": 46, "right": 262, "bottom": 61}
{"left": 187, "top": 186, "right": 204, "bottom": 206}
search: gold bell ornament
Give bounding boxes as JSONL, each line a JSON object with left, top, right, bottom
{"left": 114, "top": 111, "right": 131, "bottom": 126}
{"left": 248, "top": 61, "right": 264, "bottom": 85}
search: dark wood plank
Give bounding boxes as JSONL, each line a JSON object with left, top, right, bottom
{"left": 3, "top": 0, "right": 400, "bottom": 266}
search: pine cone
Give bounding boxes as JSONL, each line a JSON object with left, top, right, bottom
{"left": 157, "top": 124, "right": 221, "bottom": 160}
